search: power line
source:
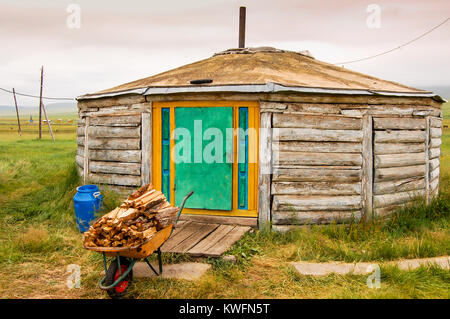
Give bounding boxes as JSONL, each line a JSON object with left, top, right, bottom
{"left": 334, "top": 17, "right": 449, "bottom": 65}
{"left": 0, "top": 86, "right": 75, "bottom": 101}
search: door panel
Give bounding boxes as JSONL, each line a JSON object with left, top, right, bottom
{"left": 174, "top": 107, "right": 233, "bottom": 210}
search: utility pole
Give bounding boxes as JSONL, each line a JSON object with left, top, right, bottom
{"left": 39, "top": 66, "right": 43, "bottom": 139}
{"left": 12, "top": 88, "right": 22, "bottom": 136}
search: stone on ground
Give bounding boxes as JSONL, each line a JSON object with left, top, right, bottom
{"left": 133, "top": 262, "right": 211, "bottom": 280}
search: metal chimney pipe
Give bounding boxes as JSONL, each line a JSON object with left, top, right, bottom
{"left": 239, "top": 6, "right": 246, "bottom": 48}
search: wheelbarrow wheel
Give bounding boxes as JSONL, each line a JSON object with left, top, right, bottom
{"left": 104, "top": 257, "right": 133, "bottom": 299}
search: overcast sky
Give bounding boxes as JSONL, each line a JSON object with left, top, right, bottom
{"left": 0, "top": 0, "right": 449, "bottom": 106}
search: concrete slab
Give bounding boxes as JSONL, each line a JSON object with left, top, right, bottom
{"left": 390, "top": 256, "right": 450, "bottom": 270}
{"left": 133, "top": 262, "right": 211, "bottom": 280}
{"left": 291, "top": 256, "right": 450, "bottom": 276}
{"left": 290, "top": 262, "right": 376, "bottom": 276}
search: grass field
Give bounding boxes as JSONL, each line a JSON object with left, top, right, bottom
{"left": 0, "top": 108, "right": 448, "bottom": 299}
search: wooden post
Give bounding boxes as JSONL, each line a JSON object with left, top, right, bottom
{"left": 258, "top": 112, "right": 272, "bottom": 230}
{"left": 39, "top": 66, "right": 43, "bottom": 139}
{"left": 41, "top": 102, "right": 55, "bottom": 141}
{"left": 239, "top": 6, "right": 246, "bottom": 48}
{"left": 12, "top": 88, "right": 22, "bottom": 136}
{"left": 361, "top": 115, "right": 373, "bottom": 220}
{"left": 83, "top": 117, "right": 90, "bottom": 184}
{"left": 425, "top": 116, "right": 430, "bottom": 204}
{"left": 141, "top": 110, "right": 152, "bottom": 185}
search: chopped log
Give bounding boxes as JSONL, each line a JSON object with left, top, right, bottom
{"left": 429, "top": 158, "right": 440, "bottom": 171}
{"left": 272, "top": 113, "right": 362, "bottom": 130}
{"left": 272, "top": 195, "right": 361, "bottom": 211}
{"left": 429, "top": 138, "right": 441, "bottom": 148}
{"left": 88, "top": 126, "right": 140, "bottom": 138}
{"left": 87, "top": 138, "right": 141, "bottom": 150}
{"left": 429, "top": 117, "right": 442, "bottom": 128}
{"left": 271, "top": 181, "right": 361, "bottom": 195}
{"left": 89, "top": 161, "right": 141, "bottom": 176}
{"left": 273, "top": 167, "right": 362, "bottom": 182}
{"left": 89, "top": 149, "right": 141, "bottom": 163}
{"left": 374, "top": 165, "right": 426, "bottom": 182}
{"left": 275, "top": 151, "right": 362, "bottom": 166}
{"left": 89, "top": 115, "right": 142, "bottom": 127}
{"left": 429, "top": 148, "right": 441, "bottom": 159}
{"left": 273, "top": 128, "right": 363, "bottom": 142}
{"left": 374, "top": 152, "right": 426, "bottom": 168}
{"left": 430, "top": 127, "right": 442, "bottom": 138}
{"left": 374, "top": 189, "right": 426, "bottom": 208}
{"left": 373, "top": 178, "right": 425, "bottom": 195}
{"left": 272, "top": 210, "right": 362, "bottom": 225}
{"left": 373, "top": 117, "right": 426, "bottom": 130}
{"left": 374, "top": 142, "right": 425, "bottom": 155}
{"left": 274, "top": 141, "right": 362, "bottom": 153}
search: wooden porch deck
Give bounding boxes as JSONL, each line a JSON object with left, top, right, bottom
{"left": 161, "top": 221, "right": 251, "bottom": 257}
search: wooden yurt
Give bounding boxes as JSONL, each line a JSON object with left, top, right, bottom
{"left": 77, "top": 47, "right": 444, "bottom": 231}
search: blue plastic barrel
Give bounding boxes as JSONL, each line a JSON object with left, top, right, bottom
{"left": 73, "top": 185, "right": 103, "bottom": 232}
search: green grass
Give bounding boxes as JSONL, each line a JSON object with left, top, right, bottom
{"left": 0, "top": 115, "right": 448, "bottom": 299}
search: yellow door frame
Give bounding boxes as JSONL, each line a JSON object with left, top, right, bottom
{"left": 152, "top": 101, "right": 259, "bottom": 217}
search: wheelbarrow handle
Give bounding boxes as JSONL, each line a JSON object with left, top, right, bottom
{"left": 175, "top": 191, "right": 194, "bottom": 223}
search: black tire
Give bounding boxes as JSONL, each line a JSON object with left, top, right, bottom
{"left": 104, "top": 257, "right": 133, "bottom": 299}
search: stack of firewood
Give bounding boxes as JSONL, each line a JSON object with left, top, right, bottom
{"left": 83, "top": 184, "right": 179, "bottom": 248}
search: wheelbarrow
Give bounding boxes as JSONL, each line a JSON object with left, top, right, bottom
{"left": 83, "top": 191, "right": 194, "bottom": 298}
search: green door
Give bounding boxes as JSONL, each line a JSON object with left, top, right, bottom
{"left": 174, "top": 107, "right": 233, "bottom": 210}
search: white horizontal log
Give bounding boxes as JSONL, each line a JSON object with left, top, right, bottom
{"left": 275, "top": 151, "right": 362, "bottom": 166}
{"left": 77, "top": 126, "right": 85, "bottom": 136}
{"left": 88, "top": 172, "right": 141, "bottom": 186}
{"left": 272, "top": 210, "right": 362, "bottom": 225}
{"left": 274, "top": 141, "right": 362, "bottom": 153}
{"left": 429, "top": 158, "right": 440, "bottom": 171}
{"left": 429, "top": 148, "right": 441, "bottom": 159}
{"left": 374, "top": 189, "right": 426, "bottom": 208}
{"left": 374, "top": 164, "right": 426, "bottom": 182}
{"left": 373, "top": 178, "right": 425, "bottom": 195}
{"left": 89, "top": 161, "right": 141, "bottom": 175}
{"left": 271, "top": 181, "right": 361, "bottom": 195}
{"left": 75, "top": 155, "right": 84, "bottom": 168}
{"left": 374, "top": 142, "right": 425, "bottom": 154}
{"left": 374, "top": 130, "right": 426, "bottom": 143}
{"left": 87, "top": 138, "right": 141, "bottom": 150}
{"left": 430, "top": 177, "right": 439, "bottom": 192}
{"left": 430, "top": 127, "right": 442, "bottom": 138}
{"left": 430, "top": 138, "right": 442, "bottom": 148}
{"left": 373, "top": 117, "right": 426, "bottom": 130}
{"left": 374, "top": 152, "right": 426, "bottom": 168}
{"left": 272, "top": 195, "right": 361, "bottom": 211}
{"left": 430, "top": 166, "right": 440, "bottom": 181}
{"left": 429, "top": 117, "right": 442, "bottom": 128}
{"left": 87, "top": 126, "right": 140, "bottom": 138}
{"left": 88, "top": 149, "right": 141, "bottom": 163}
{"left": 273, "top": 128, "right": 363, "bottom": 142}
{"left": 89, "top": 115, "right": 142, "bottom": 127}
{"left": 77, "top": 146, "right": 84, "bottom": 157}
{"left": 273, "top": 113, "right": 362, "bottom": 130}
{"left": 273, "top": 167, "right": 362, "bottom": 182}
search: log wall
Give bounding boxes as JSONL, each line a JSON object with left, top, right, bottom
{"left": 77, "top": 93, "right": 442, "bottom": 229}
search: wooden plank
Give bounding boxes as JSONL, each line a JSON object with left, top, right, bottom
{"left": 276, "top": 151, "right": 362, "bottom": 166}
{"left": 258, "top": 112, "right": 272, "bottom": 229}
{"left": 429, "top": 148, "right": 441, "bottom": 159}
{"left": 361, "top": 115, "right": 373, "bottom": 219}
{"left": 88, "top": 138, "right": 140, "bottom": 150}
{"left": 429, "top": 117, "right": 442, "bottom": 128}
{"left": 374, "top": 189, "right": 426, "bottom": 208}
{"left": 160, "top": 222, "right": 201, "bottom": 252}
{"left": 88, "top": 126, "right": 140, "bottom": 138}
{"left": 77, "top": 125, "right": 85, "bottom": 136}
{"left": 83, "top": 117, "right": 90, "bottom": 183}
{"left": 88, "top": 172, "right": 140, "bottom": 186}
{"left": 77, "top": 146, "right": 84, "bottom": 157}
{"left": 373, "top": 117, "right": 426, "bottom": 130}
{"left": 374, "top": 178, "right": 426, "bottom": 195}
{"left": 272, "top": 210, "right": 362, "bottom": 225}
{"left": 272, "top": 195, "right": 361, "bottom": 211}
{"left": 274, "top": 141, "right": 362, "bottom": 153}
{"left": 89, "top": 161, "right": 140, "bottom": 175}
{"left": 141, "top": 112, "right": 152, "bottom": 185}
{"left": 203, "top": 226, "right": 250, "bottom": 257}
{"left": 374, "top": 130, "right": 426, "bottom": 143}
{"left": 89, "top": 149, "right": 141, "bottom": 163}
{"left": 374, "top": 165, "right": 426, "bottom": 182}
{"left": 374, "top": 142, "right": 425, "bottom": 154}
{"left": 273, "top": 113, "right": 362, "bottom": 130}
{"left": 430, "top": 127, "right": 442, "bottom": 138}
{"left": 430, "top": 138, "right": 441, "bottom": 148}
{"left": 187, "top": 225, "right": 236, "bottom": 256}
{"left": 89, "top": 114, "right": 142, "bottom": 126}
{"left": 273, "top": 128, "right": 362, "bottom": 142}
{"left": 179, "top": 214, "right": 257, "bottom": 227}
{"left": 273, "top": 167, "right": 361, "bottom": 182}
{"left": 271, "top": 181, "right": 361, "bottom": 195}
{"left": 430, "top": 177, "right": 439, "bottom": 192}
{"left": 425, "top": 117, "right": 430, "bottom": 203}
{"left": 169, "top": 223, "right": 220, "bottom": 253}
{"left": 374, "top": 152, "right": 426, "bottom": 168}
